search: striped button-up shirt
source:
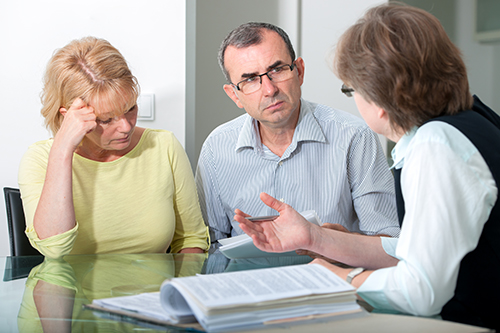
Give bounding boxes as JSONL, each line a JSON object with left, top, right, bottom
{"left": 196, "top": 99, "right": 399, "bottom": 246}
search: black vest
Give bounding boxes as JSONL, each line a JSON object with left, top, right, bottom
{"left": 394, "top": 96, "right": 500, "bottom": 329}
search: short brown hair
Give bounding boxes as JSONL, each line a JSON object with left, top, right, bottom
{"left": 218, "top": 22, "right": 296, "bottom": 83}
{"left": 41, "top": 37, "right": 139, "bottom": 135}
{"left": 334, "top": 3, "right": 473, "bottom": 133}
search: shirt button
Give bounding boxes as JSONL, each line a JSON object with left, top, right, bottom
{"left": 280, "top": 198, "right": 285, "bottom": 202}
{"left": 278, "top": 161, "right": 283, "bottom": 166}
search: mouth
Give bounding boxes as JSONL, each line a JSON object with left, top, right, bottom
{"left": 114, "top": 136, "right": 130, "bottom": 143}
{"left": 265, "top": 101, "right": 284, "bottom": 111}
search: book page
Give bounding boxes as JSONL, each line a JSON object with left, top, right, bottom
{"left": 161, "top": 264, "right": 354, "bottom": 309}
{"left": 93, "top": 292, "right": 195, "bottom": 324}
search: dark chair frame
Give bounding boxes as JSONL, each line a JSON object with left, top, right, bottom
{"left": 3, "top": 187, "right": 41, "bottom": 256}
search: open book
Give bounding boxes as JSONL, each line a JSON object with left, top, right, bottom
{"left": 87, "top": 264, "right": 365, "bottom": 332}
{"left": 218, "top": 210, "right": 322, "bottom": 259}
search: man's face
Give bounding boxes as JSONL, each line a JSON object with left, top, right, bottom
{"left": 223, "top": 30, "right": 305, "bottom": 130}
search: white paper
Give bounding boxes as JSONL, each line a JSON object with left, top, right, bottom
{"left": 159, "top": 264, "right": 359, "bottom": 332}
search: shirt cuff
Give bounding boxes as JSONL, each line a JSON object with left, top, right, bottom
{"left": 357, "top": 266, "right": 399, "bottom": 313}
{"left": 26, "top": 223, "right": 79, "bottom": 259}
{"left": 381, "top": 236, "right": 400, "bottom": 259}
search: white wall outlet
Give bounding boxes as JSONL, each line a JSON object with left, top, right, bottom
{"left": 137, "top": 93, "right": 155, "bottom": 121}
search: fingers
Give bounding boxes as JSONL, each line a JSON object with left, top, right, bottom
{"left": 69, "top": 98, "right": 88, "bottom": 111}
{"left": 54, "top": 98, "right": 97, "bottom": 152}
{"left": 311, "top": 258, "right": 330, "bottom": 267}
{"left": 260, "top": 192, "right": 287, "bottom": 212}
{"left": 234, "top": 209, "right": 250, "bottom": 218}
{"left": 322, "top": 223, "right": 350, "bottom": 233}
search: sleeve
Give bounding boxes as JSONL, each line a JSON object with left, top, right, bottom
{"left": 167, "top": 133, "right": 210, "bottom": 253}
{"left": 357, "top": 140, "right": 497, "bottom": 316}
{"left": 347, "top": 127, "right": 400, "bottom": 236}
{"left": 18, "top": 143, "right": 78, "bottom": 258}
{"left": 195, "top": 139, "right": 232, "bottom": 247}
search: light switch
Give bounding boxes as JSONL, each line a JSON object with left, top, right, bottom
{"left": 137, "top": 93, "right": 155, "bottom": 121}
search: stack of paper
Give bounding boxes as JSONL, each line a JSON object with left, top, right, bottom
{"left": 89, "top": 263, "right": 366, "bottom": 332}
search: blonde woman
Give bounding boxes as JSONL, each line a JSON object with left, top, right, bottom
{"left": 19, "top": 37, "right": 209, "bottom": 258}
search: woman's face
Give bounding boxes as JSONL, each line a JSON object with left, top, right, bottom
{"left": 85, "top": 102, "right": 138, "bottom": 152}
{"left": 353, "top": 93, "right": 383, "bottom": 133}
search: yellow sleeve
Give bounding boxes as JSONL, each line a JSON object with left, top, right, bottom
{"left": 167, "top": 133, "right": 210, "bottom": 253}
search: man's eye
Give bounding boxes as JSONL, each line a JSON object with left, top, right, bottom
{"left": 245, "top": 76, "right": 259, "bottom": 83}
{"left": 271, "top": 67, "right": 283, "bottom": 74}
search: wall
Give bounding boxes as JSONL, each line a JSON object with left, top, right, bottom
{"left": 0, "top": 0, "right": 187, "bottom": 256}
{"left": 402, "top": 0, "right": 500, "bottom": 112}
{"left": 299, "top": 0, "right": 389, "bottom": 153}
{"left": 454, "top": 0, "right": 498, "bottom": 110}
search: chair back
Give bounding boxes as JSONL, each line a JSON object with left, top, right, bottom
{"left": 3, "top": 187, "right": 41, "bottom": 256}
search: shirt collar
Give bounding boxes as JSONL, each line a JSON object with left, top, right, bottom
{"left": 235, "top": 99, "right": 326, "bottom": 152}
{"left": 391, "top": 126, "right": 417, "bottom": 169}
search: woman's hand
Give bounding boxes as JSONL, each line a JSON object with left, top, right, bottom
{"left": 234, "top": 192, "right": 319, "bottom": 253}
{"left": 55, "top": 98, "right": 97, "bottom": 153}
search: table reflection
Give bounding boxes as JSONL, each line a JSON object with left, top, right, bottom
{"left": 15, "top": 252, "right": 312, "bottom": 332}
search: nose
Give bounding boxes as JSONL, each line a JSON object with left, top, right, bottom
{"left": 261, "top": 73, "right": 279, "bottom": 96}
{"left": 116, "top": 115, "right": 133, "bottom": 132}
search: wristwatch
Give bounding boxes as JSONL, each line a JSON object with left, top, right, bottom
{"left": 346, "top": 267, "right": 365, "bottom": 284}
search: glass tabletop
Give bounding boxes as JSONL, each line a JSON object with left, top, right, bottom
{"left": 0, "top": 252, "right": 313, "bottom": 333}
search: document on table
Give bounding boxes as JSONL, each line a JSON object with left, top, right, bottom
{"left": 89, "top": 263, "right": 366, "bottom": 332}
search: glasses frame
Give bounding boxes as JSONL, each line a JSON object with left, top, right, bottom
{"left": 232, "top": 61, "right": 296, "bottom": 95}
{"left": 341, "top": 84, "right": 354, "bottom": 97}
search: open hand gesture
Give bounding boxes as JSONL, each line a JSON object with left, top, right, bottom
{"left": 234, "top": 192, "right": 318, "bottom": 253}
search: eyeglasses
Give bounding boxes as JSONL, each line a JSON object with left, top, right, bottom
{"left": 341, "top": 84, "right": 354, "bottom": 97}
{"left": 232, "top": 62, "right": 296, "bottom": 95}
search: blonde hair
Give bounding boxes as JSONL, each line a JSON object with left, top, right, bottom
{"left": 41, "top": 36, "right": 140, "bottom": 135}
{"left": 334, "top": 3, "right": 472, "bottom": 133}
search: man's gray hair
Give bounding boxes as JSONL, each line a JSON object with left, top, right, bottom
{"left": 218, "top": 22, "right": 296, "bottom": 83}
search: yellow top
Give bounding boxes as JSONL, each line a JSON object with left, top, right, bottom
{"left": 18, "top": 129, "right": 209, "bottom": 258}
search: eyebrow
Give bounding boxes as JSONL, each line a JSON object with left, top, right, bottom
{"left": 96, "top": 105, "right": 137, "bottom": 119}
{"left": 240, "top": 60, "right": 285, "bottom": 79}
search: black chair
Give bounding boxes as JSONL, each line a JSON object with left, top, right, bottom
{"left": 3, "top": 187, "right": 41, "bottom": 256}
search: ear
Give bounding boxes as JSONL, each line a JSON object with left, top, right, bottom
{"left": 223, "top": 84, "right": 244, "bottom": 109}
{"left": 377, "top": 106, "right": 388, "bottom": 120}
{"left": 294, "top": 57, "right": 305, "bottom": 86}
{"left": 59, "top": 107, "right": 67, "bottom": 116}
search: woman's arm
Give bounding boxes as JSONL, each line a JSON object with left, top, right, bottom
{"left": 236, "top": 192, "right": 398, "bottom": 269}
{"left": 33, "top": 99, "right": 96, "bottom": 239}
{"left": 168, "top": 133, "right": 209, "bottom": 253}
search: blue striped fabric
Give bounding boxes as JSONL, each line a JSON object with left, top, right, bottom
{"left": 196, "top": 99, "right": 400, "bottom": 246}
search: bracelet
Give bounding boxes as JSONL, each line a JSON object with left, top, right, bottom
{"left": 346, "top": 267, "right": 365, "bottom": 284}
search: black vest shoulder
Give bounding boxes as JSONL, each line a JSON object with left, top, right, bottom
{"left": 394, "top": 96, "right": 500, "bottom": 329}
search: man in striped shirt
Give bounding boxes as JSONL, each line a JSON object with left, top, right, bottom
{"left": 196, "top": 22, "right": 399, "bottom": 249}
